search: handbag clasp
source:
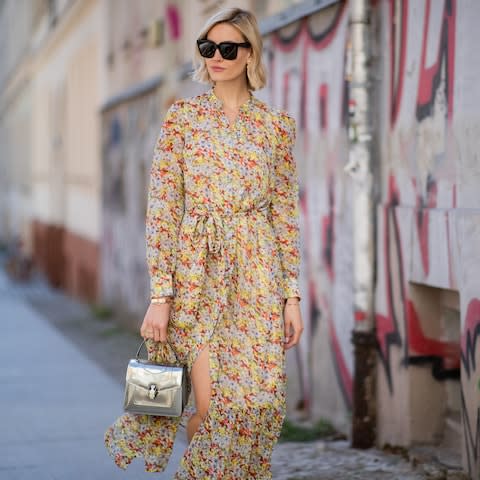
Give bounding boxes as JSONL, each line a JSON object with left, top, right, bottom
{"left": 148, "top": 384, "right": 158, "bottom": 400}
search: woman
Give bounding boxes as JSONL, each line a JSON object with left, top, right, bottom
{"left": 105, "top": 7, "right": 304, "bottom": 478}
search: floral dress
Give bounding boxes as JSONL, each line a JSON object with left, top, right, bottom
{"left": 104, "top": 88, "right": 301, "bottom": 479}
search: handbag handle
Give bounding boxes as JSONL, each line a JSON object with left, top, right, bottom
{"left": 136, "top": 339, "right": 181, "bottom": 365}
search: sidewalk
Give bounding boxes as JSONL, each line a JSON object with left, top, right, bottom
{"left": 0, "top": 263, "right": 468, "bottom": 480}
{"left": 0, "top": 268, "right": 187, "bottom": 480}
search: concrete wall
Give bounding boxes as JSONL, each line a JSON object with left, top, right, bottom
{"left": 261, "top": 3, "right": 353, "bottom": 428}
{"left": 0, "top": 0, "right": 40, "bottom": 251}
{"left": 373, "top": 0, "right": 480, "bottom": 476}
{"left": 28, "top": 0, "right": 102, "bottom": 299}
{"left": 0, "top": 83, "right": 33, "bottom": 251}
{"left": 101, "top": 89, "right": 160, "bottom": 312}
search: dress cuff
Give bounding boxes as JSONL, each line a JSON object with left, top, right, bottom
{"left": 150, "top": 273, "right": 174, "bottom": 299}
{"left": 282, "top": 279, "right": 301, "bottom": 301}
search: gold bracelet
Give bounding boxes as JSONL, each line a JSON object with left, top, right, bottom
{"left": 151, "top": 296, "right": 173, "bottom": 305}
{"left": 285, "top": 296, "right": 300, "bottom": 305}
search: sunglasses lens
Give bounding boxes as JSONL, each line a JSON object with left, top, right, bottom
{"left": 219, "top": 43, "right": 238, "bottom": 60}
{"left": 198, "top": 41, "right": 216, "bottom": 58}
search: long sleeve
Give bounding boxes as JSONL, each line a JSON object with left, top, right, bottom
{"left": 146, "top": 100, "right": 185, "bottom": 299}
{"left": 269, "top": 111, "right": 301, "bottom": 300}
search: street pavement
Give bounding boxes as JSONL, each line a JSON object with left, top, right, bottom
{"left": 0, "top": 268, "right": 187, "bottom": 480}
{"left": 0, "top": 263, "right": 468, "bottom": 480}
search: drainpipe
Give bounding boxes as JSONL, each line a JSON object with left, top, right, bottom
{"left": 345, "top": 0, "right": 377, "bottom": 449}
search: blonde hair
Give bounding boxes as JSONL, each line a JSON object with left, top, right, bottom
{"left": 192, "top": 8, "right": 266, "bottom": 91}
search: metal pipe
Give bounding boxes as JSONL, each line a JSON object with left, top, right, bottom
{"left": 346, "top": 0, "right": 377, "bottom": 449}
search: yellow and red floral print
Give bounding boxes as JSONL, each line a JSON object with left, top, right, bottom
{"left": 105, "top": 88, "right": 301, "bottom": 479}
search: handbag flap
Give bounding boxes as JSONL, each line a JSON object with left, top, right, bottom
{"left": 126, "top": 359, "right": 184, "bottom": 391}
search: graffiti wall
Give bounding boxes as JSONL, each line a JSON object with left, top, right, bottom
{"left": 262, "top": 2, "right": 354, "bottom": 428}
{"left": 101, "top": 78, "right": 203, "bottom": 314}
{"left": 101, "top": 91, "right": 162, "bottom": 313}
{"left": 374, "top": 0, "right": 480, "bottom": 475}
{"left": 100, "top": 6, "right": 480, "bottom": 473}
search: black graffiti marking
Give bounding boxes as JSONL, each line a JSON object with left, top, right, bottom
{"left": 461, "top": 390, "right": 480, "bottom": 476}
{"left": 406, "top": 355, "right": 460, "bottom": 381}
{"left": 461, "top": 322, "right": 480, "bottom": 379}
{"left": 305, "top": 1, "right": 345, "bottom": 43}
{"left": 416, "top": 0, "right": 455, "bottom": 122}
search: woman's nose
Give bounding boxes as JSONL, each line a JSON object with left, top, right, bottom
{"left": 212, "top": 48, "right": 223, "bottom": 60}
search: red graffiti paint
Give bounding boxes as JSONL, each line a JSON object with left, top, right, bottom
{"left": 375, "top": 177, "right": 403, "bottom": 387}
{"left": 355, "top": 310, "right": 366, "bottom": 322}
{"left": 377, "top": 175, "right": 460, "bottom": 386}
{"left": 416, "top": 0, "right": 456, "bottom": 121}
{"left": 283, "top": 73, "right": 290, "bottom": 111}
{"left": 323, "top": 295, "right": 353, "bottom": 407}
{"left": 319, "top": 84, "right": 329, "bottom": 130}
{"left": 304, "top": 2, "right": 346, "bottom": 51}
{"left": 269, "top": 0, "right": 351, "bottom": 409}
{"left": 406, "top": 300, "right": 460, "bottom": 370}
{"left": 271, "top": 21, "right": 303, "bottom": 53}
{"left": 390, "top": 0, "right": 408, "bottom": 126}
{"left": 166, "top": 5, "right": 181, "bottom": 40}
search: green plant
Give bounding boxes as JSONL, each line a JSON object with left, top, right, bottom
{"left": 279, "top": 418, "right": 336, "bottom": 442}
{"left": 99, "top": 326, "right": 122, "bottom": 338}
{"left": 91, "top": 304, "right": 114, "bottom": 320}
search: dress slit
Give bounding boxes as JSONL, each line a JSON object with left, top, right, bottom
{"left": 189, "top": 342, "right": 213, "bottom": 417}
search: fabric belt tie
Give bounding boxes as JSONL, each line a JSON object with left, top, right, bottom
{"left": 187, "top": 202, "right": 269, "bottom": 255}
{"left": 181, "top": 202, "right": 270, "bottom": 334}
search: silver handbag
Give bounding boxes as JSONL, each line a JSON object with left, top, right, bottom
{"left": 123, "top": 340, "right": 190, "bottom": 417}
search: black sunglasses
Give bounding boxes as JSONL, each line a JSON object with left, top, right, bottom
{"left": 197, "top": 39, "right": 251, "bottom": 60}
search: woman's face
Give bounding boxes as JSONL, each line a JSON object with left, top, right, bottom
{"left": 204, "top": 22, "right": 251, "bottom": 85}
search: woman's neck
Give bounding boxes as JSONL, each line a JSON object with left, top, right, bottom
{"left": 213, "top": 81, "right": 250, "bottom": 110}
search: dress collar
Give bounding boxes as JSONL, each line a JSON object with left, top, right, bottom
{"left": 207, "top": 87, "right": 254, "bottom": 113}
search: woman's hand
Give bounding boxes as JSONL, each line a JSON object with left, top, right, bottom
{"left": 140, "top": 303, "right": 171, "bottom": 342}
{"left": 283, "top": 299, "right": 304, "bottom": 350}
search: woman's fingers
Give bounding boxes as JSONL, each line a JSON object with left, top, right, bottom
{"left": 140, "top": 316, "right": 155, "bottom": 339}
{"left": 140, "top": 303, "right": 170, "bottom": 341}
{"left": 284, "top": 326, "right": 301, "bottom": 349}
{"left": 159, "top": 328, "right": 167, "bottom": 343}
{"left": 284, "top": 317, "right": 292, "bottom": 344}
{"left": 283, "top": 308, "right": 304, "bottom": 350}
{"left": 140, "top": 320, "right": 151, "bottom": 338}
{"left": 291, "top": 324, "right": 303, "bottom": 347}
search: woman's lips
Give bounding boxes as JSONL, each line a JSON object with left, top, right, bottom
{"left": 211, "top": 66, "right": 225, "bottom": 72}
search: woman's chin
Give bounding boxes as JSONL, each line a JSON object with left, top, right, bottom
{"left": 209, "top": 72, "right": 226, "bottom": 82}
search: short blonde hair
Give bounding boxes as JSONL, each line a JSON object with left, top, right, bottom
{"left": 192, "top": 8, "right": 266, "bottom": 91}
